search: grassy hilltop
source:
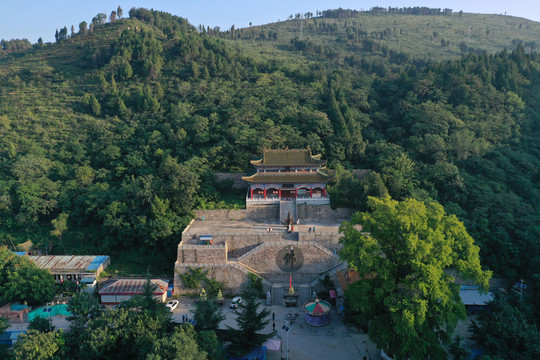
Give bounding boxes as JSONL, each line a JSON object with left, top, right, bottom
{"left": 219, "top": 9, "right": 540, "bottom": 67}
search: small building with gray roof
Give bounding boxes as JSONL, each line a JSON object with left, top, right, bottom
{"left": 28, "top": 255, "right": 110, "bottom": 284}
{"left": 99, "top": 279, "right": 168, "bottom": 305}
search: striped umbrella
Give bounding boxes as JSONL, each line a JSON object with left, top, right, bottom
{"left": 304, "top": 299, "right": 330, "bottom": 315}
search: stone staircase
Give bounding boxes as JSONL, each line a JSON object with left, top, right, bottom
{"left": 279, "top": 200, "right": 297, "bottom": 224}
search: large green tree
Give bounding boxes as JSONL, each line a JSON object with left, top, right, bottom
{"left": 227, "top": 289, "right": 274, "bottom": 356}
{"left": 191, "top": 298, "right": 225, "bottom": 332}
{"left": 198, "top": 330, "right": 223, "bottom": 360}
{"left": 12, "top": 330, "right": 64, "bottom": 360}
{"left": 146, "top": 325, "right": 207, "bottom": 360}
{"left": 28, "top": 316, "right": 55, "bottom": 333}
{"left": 66, "top": 292, "right": 101, "bottom": 327}
{"left": 339, "top": 196, "right": 491, "bottom": 359}
{"left": 0, "top": 247, "right": 55, "bottom": 305}
{"left": 67, "top": 308, "right": 165, "bottom": 360}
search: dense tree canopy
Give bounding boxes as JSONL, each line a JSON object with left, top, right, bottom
{"left": 147, "top": 326, "right": 207, "bottom": 360}
{"left": 10, "top": 288, "right": 211, "bottom": 360}
{"left": 11, "top": 330, "right": 64, "bottom": 360}
{"left": 0, "top": 247, "right": 55, "bottom": 305}
{"left": 470, "top": 294, "right": 540, "bottom": 360}
{"left": 339, "top": 196, "right": 492, "bottom": 359}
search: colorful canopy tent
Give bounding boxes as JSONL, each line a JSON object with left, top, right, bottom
{"left": 28, "top": 304, "right": 72, "bottom": 321}
{"left": 304, "top": 299, "right": 331, "bottom": 326}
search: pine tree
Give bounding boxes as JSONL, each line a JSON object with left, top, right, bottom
{"left": 191, "top": 299, "right": 225, "bottom": 332}
{"left": 227, "top": 289, "right": 274, "bottom": 356}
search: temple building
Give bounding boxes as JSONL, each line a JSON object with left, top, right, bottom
{"left": 242, "top": 149, "right": 332, "bottom": 204}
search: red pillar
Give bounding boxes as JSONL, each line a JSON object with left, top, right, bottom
{"left": 250, "top": 188, "right": 253, "bottom": 199}
{"left": 264, "top": 188, "right": 267, "bottom": 199}
{"left": 310, "top": 188, "right": 313, "bottom": 198}
{"left": 323, "top": 188, "right": 326, "bottom": 198}
{"left": 279, "top": 188, "right": 281, "bottom": 199}
{"left": 295, "top": 188, "right": 298, "bottom": 198}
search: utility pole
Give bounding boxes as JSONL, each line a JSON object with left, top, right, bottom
{"left": 282, "top": 324, "right": 291, "bottom": 360}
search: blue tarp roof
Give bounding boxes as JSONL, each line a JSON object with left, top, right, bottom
{"left": 15, "top": 251, "right": 27, "bottom": 256}
{"left": 0, "top": 331, "right": 25, "bottom": 347}
{"left": 228, "top": 346, "right": 267, "bottom": 360}
{"left": 10, "top": 304, "right": 28, "bottom": 311}
{"left": 86, "top": 255, "right": 109, "bottom": 271}
{"left": 28, "top": 305, "right": 72, "bottom": 321}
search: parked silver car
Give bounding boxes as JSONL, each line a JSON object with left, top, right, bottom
{"left": 229, "top": 296, "right": 243, "bottom": 309}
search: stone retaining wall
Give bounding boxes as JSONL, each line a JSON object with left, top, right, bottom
{"left": 239, "top": 242, "right": 341, "bottom": 276}
{"left": 179, "top": 232, "right": 343, "bottom": 263}
{"left": 193, "top": 204, "right": 352, "bottom": 221}
{"left": 194, "top": 206, "right": 279, "bottom": 221}
{"left": 297, "top": 203, "right": 355, "bottom": 219}
{"left": 214, "top": 173, "right": 248, "bottom": 189}
{"left": 177, "top": 244, "right": 227, "bottom": 264}
{"left": 174, "top": 263, "right": 250, "bottom": 295}
{"left": 298, "top": 232, "right": 343, "bottom": 250}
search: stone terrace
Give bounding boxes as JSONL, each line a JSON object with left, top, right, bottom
{"left": 181, "top": 218, "right": 347, "bottom": 259}
{"left": 183, "top": 218, "right": 345, "bottom": 237}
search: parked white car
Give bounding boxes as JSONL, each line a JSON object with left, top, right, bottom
{"left": 229, "top": 297, "right": 243, "bottom": 309}
{"left": 166, "top": 300, "right": 179, "bottom": 312}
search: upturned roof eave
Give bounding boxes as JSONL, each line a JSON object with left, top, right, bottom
{"left": 241, "top": 171, "right": 333, "bottom": 183}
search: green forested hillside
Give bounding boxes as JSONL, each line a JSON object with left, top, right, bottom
{"left": 0, "top": 7, "right": 538, "bottom": 302}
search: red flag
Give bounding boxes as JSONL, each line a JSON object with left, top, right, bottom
{"left": 289, "top": 273, "right": 292, "bottom": 290}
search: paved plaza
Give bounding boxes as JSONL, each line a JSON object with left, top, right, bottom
{"left": 171, "top": 297, "right": 379, "bottom": 360}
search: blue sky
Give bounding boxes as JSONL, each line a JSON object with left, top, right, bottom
{"left": 1, "top": 1, "right": 539, "bottom": 43}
